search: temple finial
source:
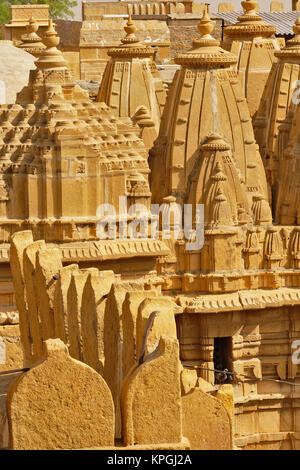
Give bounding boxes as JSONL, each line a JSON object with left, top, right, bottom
{"left": 197, "top": 7, "right": 214, "bottom": 37}
{"left": 241, "top": 0, "right": 259, "bottom": 15}
{"left": 43, "top": 19, "right": 60, "bottom": 48}
{"left": 122, "top": 14, "right": 138, "bottom": 44}
{"left": 175, "top": 3, "right": 236, "bottom": 68}
{"left": 27, "top": 17, "right": 39, "bottom": 35}
{"left": 35, "top": 19, "right": 67, "bottom": 70}
{"left": 293, "top": 17, "right": 300, "bottom": 36}
{"left": 19, "top": 16, "right": 45, "bottom": 57}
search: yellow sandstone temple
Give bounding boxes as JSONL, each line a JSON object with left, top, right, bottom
{"left": 0, "top": 0, "right": 300, "bottom": 451}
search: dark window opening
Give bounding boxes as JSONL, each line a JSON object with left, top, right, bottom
{"left": 213, "top": 337, "right": 233, "bottom": 385}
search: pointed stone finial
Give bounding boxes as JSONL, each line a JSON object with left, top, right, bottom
{"left": 293, "top": 17, "right": 300, "bottom": 35}
{"left": 197, "top": 7, "right": 214, "bottom": 37}
{"left": 43, "top": 19, "right": 60, "bottom": 48}
{"left": 124, "top": 15, "right": 136, "bottom": 37}
{"left": 108, "top": 15, "right": 154, "bottom": 58}
{"left": 35, "top": 19, "right": 67, "bottom": 70}
{"left": 121, "top": 14, "right": 139, "bottom": 45}
{"left": 27, "top": 17, "right": 39, "bottom": 35}
{"left": 241, "top": 0, "right": 259, "bottom": 15}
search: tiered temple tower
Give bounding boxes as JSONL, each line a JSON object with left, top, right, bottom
{"left": 1, "top": 8, "right": 300, "bottom": 452}
{"left": 0, "top": 20, "right": 168, "bottom": 281}
{"left": 97, "top": 16, "right": 166, "bottom": 150}
{"left": 150, "top": 11, "right": 300, "bottom": 450}
{"left": 254, "top": 18, "right": 300, "bottom": 206}
{"left": 222, "top": 0, "right": 281, "bottom": 117}
{"left": 150, "top": 9, "right": 268, "bottom": 211}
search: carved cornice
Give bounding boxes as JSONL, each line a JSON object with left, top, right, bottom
{"left": 178, "top": 287, "right": 300, "bottom": 314}
{"left": 175, "top": 53, "right": 237, "bottom": 67}
{"left": 224, "top": 24, "right": 276, "bottom": 38}
{"left": 58, "top": 239, "right": 170, "bottom": 262}
{"left": 108, "top": 47, "right": 154, "bottom": 58}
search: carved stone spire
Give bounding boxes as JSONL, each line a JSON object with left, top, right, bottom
{"left": 211, "top": 186, "right": 233, "bottom": 226}
{"left": 97, "top": 15, "right": 166, "bottom": 150}
{"left": 253, "top": 17, "right": 300, "bottom": 207}
{"left": 275, "top": 101, "right": 300, "bottom": 224}
{"left": 290, "top": 227, "right": 300, "bottom": 269}
{"left": 150, "top": 25, "right": 269, "bottom": 207}
{"left": 222, "top": 0, "right": 280, "bottom": 117}
{"left": 264, "top": 227, "right": 283, "bottom": 269}
{"left": 251, "top": 194, "right": 272, "bottom": 225}
{"left": 243, "top": 228, "right": 260, "bottom": 269}
{"left": 121, "top": 14, "right": 139, "bottom": 45}
{"left": 185, "top": 134, "right": 254, "bottom": 228}
{"left": 35, "top": 19, "right": 67, "bottom": 70}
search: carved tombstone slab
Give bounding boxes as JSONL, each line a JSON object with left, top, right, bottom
{"left": 6, "top": 339, "right": 115, "bottom": 449}
{"left": 121, "top": 336, "right": 182, "bottom": 446}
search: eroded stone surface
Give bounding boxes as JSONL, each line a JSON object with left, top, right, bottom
{"left": 7, "top": 339, "right": 115, "bottom": 450}
{"left": 121, "top": 336, "right": 182, "bottom": 446}
{"left": 182, "top": 386, "right": 232, "bottom": 450}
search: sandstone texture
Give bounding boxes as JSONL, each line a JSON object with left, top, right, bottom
{"left": 7, "top": 339, "right": 115, "bottom": 450}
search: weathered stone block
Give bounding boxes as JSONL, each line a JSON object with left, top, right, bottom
{"left": 7, "top": 338, "right": 115, "bottom": 449}
{"left": 121, "top": 336, "right": 182, "bottom": 446}
{"left": 182, "top": 386, "right": 232, "bottom": 449}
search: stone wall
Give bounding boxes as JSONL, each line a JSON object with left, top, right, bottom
{"left": 55, "top": 19, "right": 81, "bottom": 52}
{"left": 79, "top": 17, "right": 170, "bottom": 81}
{"left": 2, "top": 4, "right": 49, "bottom": 43}
{"left": 168, "top": 16, "right": 223, "bottom": 55}
{"left": 176, "top": 303, "right": 300, "bottom": 450}
{"left": 82, "top": 0, "right": 193, "bottom": 18}
{"left": 55, "top": 14, "right": 223, "bottom": 82}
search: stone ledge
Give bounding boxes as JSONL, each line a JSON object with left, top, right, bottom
{"left": 81, "top": 437, "right": 190, "bottom": 450}
{"left": 235, "top": 431, "right": 294, "bottom": 447}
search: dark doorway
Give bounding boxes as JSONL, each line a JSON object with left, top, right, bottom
{"left": 213, "top": 337, "right": 233, "bottom": 384}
